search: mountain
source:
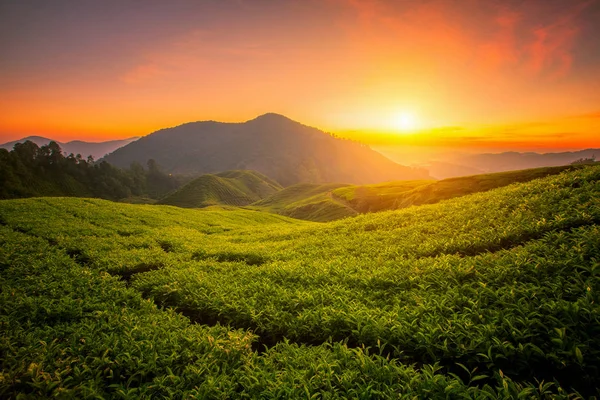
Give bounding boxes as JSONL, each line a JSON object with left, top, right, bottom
{"left": 374, "top": 145, "right": 600, "bottom": 178}
{"left": 159, "top": 170, "right": 282, "bottom": 208}
{"left": 0, "top": 136, "right": 139, "bottom": 159}
{"left": 462, "top": 148, "right": 600, "bottom": 173}
{"left": 421, "top": 161, "right": 485, "bottom": 179}
{"left": 101, "top": 113, "right": 429, "bottom": 186}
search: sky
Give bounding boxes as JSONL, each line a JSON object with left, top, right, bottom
{"left": 1, "top": 0, "right": 599, "bottom": 152}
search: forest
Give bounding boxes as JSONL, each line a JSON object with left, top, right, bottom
{"left": 0, "top": 141, "right": 183, "bottom": 201}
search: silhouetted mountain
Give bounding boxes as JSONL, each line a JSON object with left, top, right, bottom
{"left": 159, "top": 170, "right": 282, "bottom": 208}
{"left": 463, "top": 149, "right": 600, "bottom": 173}
{"left": 375, "top": 145, "right": 600, "bottom": 178}
{"left": 0, "top": 136, "right": 139, "bottom": 159}
{"left": 423, "top": 161, "right": 485, "bottom": 179}
{"left": 101, "top": 113, "right": 429, "bottom": 186}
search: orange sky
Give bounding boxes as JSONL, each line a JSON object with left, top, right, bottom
{"left": 1, "top": 0, "right": 599, "bottom": 151}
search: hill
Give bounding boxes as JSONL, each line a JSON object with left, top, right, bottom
{"left": 2, "top": 165, "right": 600, "bottom": 397}
{"left": 420, "top": 160, "right": 485, "bottom": 179}
{"left": 339, "top": 165, "right": 581, "bottom": 213}
{"left": 463, "top": 148, "right": 600, "bottom": 173}
{"left": 101, "top": 113, "right": 429, "bottom": 186}
{"left": 251, "top": 165, "right": 577, "bottom": 221}
{"left": 0, "top": 136, "right": 138, "bottom": 159}
{"left": 375, "top": 145, "right": 600, "bottom": 178}
{"left": 158, "top": 170, "right": 282, "bottom": 208}
{"left": 251, "top": 182, "right": 357, "bottom": 222}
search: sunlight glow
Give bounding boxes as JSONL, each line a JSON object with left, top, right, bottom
{"left": 394, "top": 112, "right": 418, "bottom": 132}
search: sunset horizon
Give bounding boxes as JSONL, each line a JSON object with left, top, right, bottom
{"left": 2, "top": 0, "right": 599, "bottom": 151}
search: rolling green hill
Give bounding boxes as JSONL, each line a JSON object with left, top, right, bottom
{"left": 250, "top": 182, "right": 356, "bottom": 222}
{"left": 335, "top": 165, "right": 580, "bottom": 213}
{"left": 251, "top": 165, "right": 578, "bottom": 222}
{"left": 158, "top": 170, "right": 282, "bottom": 208}
{"left": 2, "top": 165, "right": 600, "bottom": 397}
{"left": 331, "top": 179, "right": 433, "bottom": 213}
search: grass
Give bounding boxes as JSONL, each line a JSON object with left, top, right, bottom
{"left": 251, "top": 165, "right": 579, "bottom": 222}
{"left": 251, "top": 183, "right": 356, "bottom": 222}
{"left": 382, "top": 165, "right": 582, "bottom": 211}
{"left": 331, "top": 179, "right": 433, "bottom": 213}
{"left": 159, "top": 170, "right": 281, "bottom": 208}
{"left": 1, "top": 165, "right": 600, "bottom": 398}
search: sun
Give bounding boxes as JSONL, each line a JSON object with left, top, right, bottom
{"left": 394, "top": 112, "right": 418, "bottom": 132}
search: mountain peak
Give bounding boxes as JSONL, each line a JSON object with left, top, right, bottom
{"left": 247, "top": 113, "right": 295, "bottom": 123}
{"left": 102, "top": 115, "right": 431, "bottom": 185}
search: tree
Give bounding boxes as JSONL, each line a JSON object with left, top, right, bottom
{"left": 571, "top": 156, "right": 596, "bottom": 165}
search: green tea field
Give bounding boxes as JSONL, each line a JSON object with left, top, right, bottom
{"left": 2, "top": 165, "right": 600, "bottom": 398}
{"left": 250, "top": 165, "right": 580, "bottom": 222}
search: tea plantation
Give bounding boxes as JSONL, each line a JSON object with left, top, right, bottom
{"left": 1, "top": 165, "right": 600, "bottom": 398}
{"left": 250, "top": 165, "right": 580, "bottom": 222}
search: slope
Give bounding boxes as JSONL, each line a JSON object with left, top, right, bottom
{"left": 158, "top": 170, "right": 282, "bottom": 208}
{"left": 251, "top": 182, "right": 356, "bottom": 222}
{"left": 101, "top": 113, "right": 429, "bottom": 186}
{"left": 252, "top": 165, "right": 576, "bottom": 222}
{"left": 382, "top": 164, "right": 582, "bottom": 211}
{"left": 331, "top": 179, "right": 434, "bottom": 213}
{"left": 2, "top": 165, "right": 600, "bottom": 397}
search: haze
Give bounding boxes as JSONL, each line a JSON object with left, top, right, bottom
{"left": 1, "top": 0, "right": 599, "bottom": 154}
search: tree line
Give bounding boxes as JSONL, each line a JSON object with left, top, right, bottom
{"left": 0, "top": 140, "right": 184, "bottom": 201}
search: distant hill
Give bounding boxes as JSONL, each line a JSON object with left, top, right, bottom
{"left": 159, "top": 170, "right": 282, "bottom": 208}
{"left": 252, "top": 165, "right": 581, "bottom": 221}
{"left": 101, "top": 113, "right": 429, "bottom": 186}
{"left": 375, "top": 145, "right": 600, "bottom": 178}
{"left": 0, "top": 136, "right": 139, "bottom": 159}
{"left": 462, "top": 149, "right": 600, "bottom": 173}
{"left": 421, "top": 161, "right": 485, "bottom": 179}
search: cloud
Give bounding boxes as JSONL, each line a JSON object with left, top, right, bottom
{"left": 524, "top": 12, "right": 580, "bottom": 77}
{"left": 331, "top": 0, "right": 595, "bottom": 79}
{"left": 120, "top": 63, "right": 163, "bottom": 85}
{"left": 569, "top": 110, "right": 600, "bottom": 119}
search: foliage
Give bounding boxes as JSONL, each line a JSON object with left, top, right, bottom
{"left": 2, "top": 165, "right": 600, "bottom": 397}
{"left": 571, "top": 157, "right": 597, "bottom": 165}
{"left": 251, "top": 166, "right": 579, "bottom": 222}
{"left": 0, "top": 141, "right": 183, "bottom": 201}
{"left": 251, "top": 183, "right": 356, "bottom": 222}
{"left": 380, "top": 165, "right": 585, "bottom": 211}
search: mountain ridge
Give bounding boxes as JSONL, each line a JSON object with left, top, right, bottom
{"left": 0, "top": 136, "right": 139, "bottom": 160}
{"left": 101, "top": 113, "right": 430, "bottom": 186}
{"left": 463, "top": 148, "right": 599, "bottom": 172}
